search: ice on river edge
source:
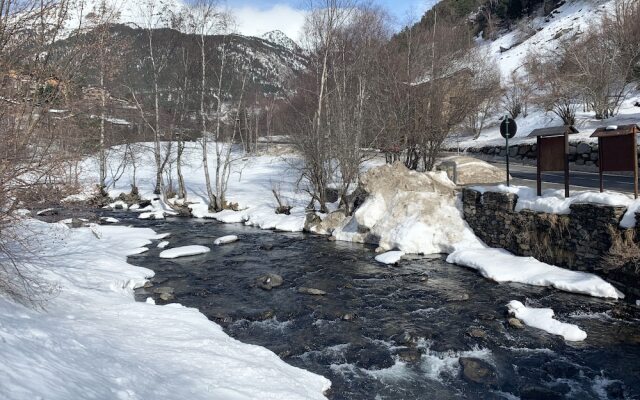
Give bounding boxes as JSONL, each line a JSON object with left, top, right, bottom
{"left": 447, "top": 248, "right": 624, "bottom": 299}
{"left": 0, "top": 219, "right": 330, "bottom": 399}
{"left": 507, "top": 300, "right": 587, "bottom": 342}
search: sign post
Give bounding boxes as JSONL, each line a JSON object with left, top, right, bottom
{"left": 500, "top": 116, "right": 517, "bottom": 187}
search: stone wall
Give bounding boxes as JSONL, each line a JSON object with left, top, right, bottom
{"left": 461, "top": 188, "right": 640, "bottom": 299}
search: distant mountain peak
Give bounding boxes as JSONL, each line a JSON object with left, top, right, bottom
{"left": 261, "top": 30, "right": 300, "bottom": 52}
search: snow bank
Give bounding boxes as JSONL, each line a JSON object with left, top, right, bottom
{"left": 473, "top": 185, "right": 640, "bottom": 227}
{"left": 333, "top": 163, "right": 484, "bottom": 254}
{"left": 0, "top": 220, "right": 330, "bottom": 399}
{"left": 159, "top": 245, "right": 211, "bottom": 259}
{"left": 214, "top": 235, "right": 239, "bottom": 245}
{"left": 507, "top": 300, "right": 587, "bottom": 342}
{"left": 375, "top": 251, "right": 405, "bottom": 265}
{"left": 447, "top": 248, "right": 624, "bottom": 299}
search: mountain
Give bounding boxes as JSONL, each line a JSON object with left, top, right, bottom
{"left": 261, "top": 30, "right": 302, "bottom": 53}
{"left": 56, "top": 24, "right": 308, "bottom": 100}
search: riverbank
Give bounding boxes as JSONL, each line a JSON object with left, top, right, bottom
{"left": 0, "top": 218, "right": 330, "bottom": 399}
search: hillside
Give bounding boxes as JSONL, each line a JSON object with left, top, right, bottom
{"left": 413, "top": 0, "right": 640, "bottom": 149}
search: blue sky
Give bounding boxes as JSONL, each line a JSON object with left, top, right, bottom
{"left": 228, "top": 0, "right": 438, "bottom": 40}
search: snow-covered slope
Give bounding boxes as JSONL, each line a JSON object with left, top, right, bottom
{"left": 448, "top": 0, "right": 640, "bottom": 149}
{"left": 483, "top": 0, "right": 614, "bottom": 77}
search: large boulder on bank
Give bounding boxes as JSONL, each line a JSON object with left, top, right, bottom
{"left": 436, "top": 156, "right": 508, "bottom": 185}
{"left": 332, "top": 162, "right": 481, "bottom": 254}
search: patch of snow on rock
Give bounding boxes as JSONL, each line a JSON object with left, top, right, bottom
{"left": 375, "top": 251, "right": 405, "bottom": 265}
{"left": 159, "top": 245, "right": 211, "bottom": 259}
{"left": 507, "top": 300, "right": 587, "bottom": 342}
{"left": 214, "top": 235, "right": 239, "bottom": 245}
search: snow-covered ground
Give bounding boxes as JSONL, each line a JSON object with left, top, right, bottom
{"left": 0, "top": 219, "right": 330, "bottom": 399}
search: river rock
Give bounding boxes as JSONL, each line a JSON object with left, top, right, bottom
{"left": 259, "top": 243, "right": 274, "bottom": 251}
{"left": 153, "top": 286, "right": 174, "bottom": 295}
{"left": 256, "top": 273, "right": 283, "bottom": 290}
{"left": 397, "top": 348, "right": 422, "bottom": 363}
{"left": 151, "top": 277, "right": 168, "bottom": 285}
{"left": 467, "top": 328, "right": 487, "bottom": 338}
{"left": 298, "top": 287, "right": 327, "bottom": 296}
{"left": 446, "top": 293, "right": 470, "bottom": 301}
{"left": 159, "top": 293, "right": 174, "bottom": 301}
{"left": 306, "top": 210, "right": 347, "bottom": 235}
{"left": 143, "top": 281, "right": 153, "bottom": 289}
{"left": 459, "top": 357, "right": 497, "bottom": 385}
{"left": 342, "top": 312, "right": 356, "bottom": 321}
{"left": 508, "top": 317, "right": 525, "bottom": 329}
{"left": 345, "top": 343, "right": 394, "bottom": 370}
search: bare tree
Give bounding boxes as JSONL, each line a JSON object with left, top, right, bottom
{"left": 288, "top": 0, "right": 356, "bottom": 213}
{"left": 85, "top": 0, "right": 121, "bottom": 195}
{"left": 0, "top": 0, "right": 86, "bottom": 305}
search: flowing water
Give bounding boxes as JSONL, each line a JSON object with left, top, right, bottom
{"left": 115, "top": 213, "right": 640, "bottom": 399}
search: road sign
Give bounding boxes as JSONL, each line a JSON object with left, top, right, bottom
{"left": 500, "top": 118, "right": 517, "bottom": 139}
{"left": 501, "top": 116, "right": 518, "bottom": 186}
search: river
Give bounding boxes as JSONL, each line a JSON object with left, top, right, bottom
{"left": 116, "top": 213, "right": 640, "bottom": 399}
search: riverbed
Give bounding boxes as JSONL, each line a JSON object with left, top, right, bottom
{"left": 120, "top": 213, "right": 640, "bottom": 399}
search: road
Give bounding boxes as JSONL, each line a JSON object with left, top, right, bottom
{"left": 485, "top": 160, "right": 637, "bottom": 193}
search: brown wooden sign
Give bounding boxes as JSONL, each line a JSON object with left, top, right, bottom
{"left": 528, "top": 126, "right": 579, "bottom": 197}
{"left": 591, "top": 124, "right": 640, "bottom": 198}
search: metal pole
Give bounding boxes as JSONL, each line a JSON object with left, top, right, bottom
{"left": 564, "top": 131, "right": 570, "bottom": 198}
{"left": 537, "top": 136, "right": 542, "bottom": 196}
{"left": 634, "top": 129, "right": 638, "bottom": 199}
{"left": 505, "top": 115, "right": 510, "bottom": 187}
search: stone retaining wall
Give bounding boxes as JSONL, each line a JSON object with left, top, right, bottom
{"left": 461, "top": 188, "right": 640, "bottom": 299}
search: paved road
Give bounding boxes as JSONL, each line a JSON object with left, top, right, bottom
{"left": 486, "top": 160, "right": 637, "bottom": 193}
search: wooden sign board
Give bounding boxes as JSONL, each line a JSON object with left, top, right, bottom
{"left": 591, "top": 124, "right": 640, "bottom": 198}
{"left": 538, "top": 136, "right": 566, "bottom": 172}
{"left": 528, "top": 126, "right": 578, "bottom": 197}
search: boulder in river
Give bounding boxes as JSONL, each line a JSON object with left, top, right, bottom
{"left": 508, "top": 317, "right": 525, "bottom": 329}
{"left": 298, "top": 287, "right": 327, "bottom": 296}
{"left": 153, "top": 286, "right": 174, "bottom": 295}
{"left": 467, "top": 328, "right": 487, "bottom": 338}
{"left": 256, "top": 274, "right": 284, "bottom": 290}
{"left": 459, "top": 357, "right": 497, "bottom": 385}
{"left": 159, "top": 293, "right": 175, "bottom": 301}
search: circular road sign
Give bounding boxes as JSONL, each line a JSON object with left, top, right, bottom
{"left": 500, "top": 117, "right": 518, "bottom": 139}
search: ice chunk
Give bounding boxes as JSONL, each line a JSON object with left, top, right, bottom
{"left": 375, "top": 251, "right": 405, "bottom": 265}
{"left": 214, "top": 235, "right": 239, "bottom": 245}
{"left": 159, "top": 245, "right": 210, "bottom": 259}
